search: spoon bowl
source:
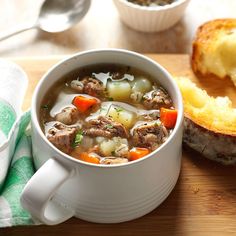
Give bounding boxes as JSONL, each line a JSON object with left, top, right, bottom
{"left": 38, "top": 0, "right": 91, "bottom": 33}
{"left": 0, "top": 0, "right": 91, "bottom": 41}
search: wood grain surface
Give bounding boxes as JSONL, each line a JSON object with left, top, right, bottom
{"left": 2, "top": 55, "right": 236, "bottom": 236}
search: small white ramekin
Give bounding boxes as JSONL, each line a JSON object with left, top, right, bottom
{"left": 113, "top": 0, "right": 190, "bottom": 32}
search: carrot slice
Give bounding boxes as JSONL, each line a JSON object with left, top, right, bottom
{"left": 72, "top": 95, "right": 98, "bottom": 113}
{"left": 160, "top": 108, "right": 178, "bottom": 129}
{"left": 129, "top": 147, "right": 150, "bottom": 161}
{"left": 79, "top": 152, "right": 100, "bottom": 164}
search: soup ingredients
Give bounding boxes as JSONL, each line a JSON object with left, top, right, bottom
{"left": 79, "top": 152, "right": 100, "bottom": 164}
{"left": 100, "top": 157, "right": 128, "bottom": 164}
{"left": 99, "top": 137, "right": 129, "bottom": 157}
{"left": 131, "top": 77, "right": 152, "bottom": 94}
{"left": 129, "top": 147, "right": 150, "bottom": 161}
{"left": 127, "top": 0, "right": 175, "bottom": 7}
{"left": 93, "top": 72, "right": 134, "bottom": 87}
{"left": 71, "top": 77, "right": 104, "bottom": 96}
{"left": 81, "top": 77, "right": 104, "bottom": 96}
{"left": 72, "top": 95, "right": 99, "bottom": 113}
{"left": 130, "top": 77, "right": 152, "bottom": 103}
{"left": 132, "top": 122, "right": 168, "bottom": 150}
{"left": 99, "top": 139, "right": 118, "bottom": 156}
{"left": 140, "top": 110, "right": 160, "bottom": 121}
{"left": 130, "top": 91, "right": 143, "bottom": 103}
{"left": 160, "top": 108, "right": 178, "bottom": 128}
{"left": 41, "top": 64, "right": 176, "bottom": 165}
{"left": 107, "top": 80, "right": 131, "bottom": 101}
{"left": 115, "top": 143, "right": 129, "bottom": 158}
{"left": 107, "top": 105, "right": 135, "bottom": 129}
{"left": 47, "top": 123, "right": 78, "bottom": 154}
{"left": 85, "top": 116, "right": 129, "bottom": 138}
{"left": 72, "top": 130, "right": 84, "bottom": 148}
{"left": 143, "top": 88, "right": 172, "bottom": 109}
{"left": 55, "top": 106, "right": 79, "bottom": 125}
{"left": 70, "top": 80, "right": 84, "bottom": 92}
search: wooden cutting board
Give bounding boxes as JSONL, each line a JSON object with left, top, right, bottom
{"left": 3, "top": 55, "right": 236, "bottom": 236}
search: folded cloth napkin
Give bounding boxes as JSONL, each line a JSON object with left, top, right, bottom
{"left": 0, "top": 59, "right": 37, "bottom": 227}
{"left": 0, "top": 111, "right": 36, "bottom": 227}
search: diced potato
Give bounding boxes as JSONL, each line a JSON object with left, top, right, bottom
{"left": 112, "top": 137, "right": 128, "bottom": 145}
{"left": 107, "top": 81, "right": 131, "bottom": 101}
{"left": 99, "top": 137, "right": 128, "bottom": 157}
{"left": 96, "top": 136, "right": 106, "bottom": 144}
{"left": 107, "top": 105, "right": 135, "bottom": 128}
{"left": 99, "top": 139, "right": 117, "bottom": 156}
{"left": 131, "top": 77, "right": 152, "bottom": 94}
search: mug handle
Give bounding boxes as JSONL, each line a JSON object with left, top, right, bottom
{"left": 20, "top": 158, "right": 75, "bottom": 225}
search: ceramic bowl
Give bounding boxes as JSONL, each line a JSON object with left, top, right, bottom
{"left": 20, "top": 49, "right": 183, "bottom": 225}
{"left": 113, "top": 0, "right": 190, "bottom": 32}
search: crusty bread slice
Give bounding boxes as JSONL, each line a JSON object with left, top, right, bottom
{"left": 175, "top": 76, "right": 236, "bottom": 165}
{"left": 192, "top": 19, "right": 236, "bottom": 86}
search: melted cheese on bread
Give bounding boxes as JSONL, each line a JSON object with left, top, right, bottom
{"left": 204, "top": 30, "right": 236, "bottom": 85}
{"left": 192, "top": 19, "right": 236, "bottom": 86}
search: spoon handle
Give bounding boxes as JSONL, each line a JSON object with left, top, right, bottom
{"left": 0, "top": 22, "right": 38, "bottom": 41}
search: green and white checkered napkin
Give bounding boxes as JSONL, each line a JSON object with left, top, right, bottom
{"left": 0, "top": 111, "right": 35, "bottom": 227}
{"left": 0, "top": 59, "right": 37, "bottom": 227}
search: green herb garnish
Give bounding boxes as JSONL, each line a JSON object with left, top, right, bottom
{"left": 105, "top": 124, "right": 114, "bottom": 129}
{"left": 72, "top": 130, "right": 84, "bottom": 148}
{"left": 114, "top": 107, "right": 123, "bottom": 113}
{"left": 108, "top": 97, "right": 114, "bottom": 101}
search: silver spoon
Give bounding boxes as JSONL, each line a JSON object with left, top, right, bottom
{"left": 0, "top": 0, "right": 91, "bottom": 41}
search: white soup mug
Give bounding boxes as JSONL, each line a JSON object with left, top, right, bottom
{"left": 20, "top": 49, "right": 183, "bottom": 225}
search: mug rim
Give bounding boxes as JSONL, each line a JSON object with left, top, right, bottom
{"left": 32, "top": 48, "right": 184, "bottom": 168}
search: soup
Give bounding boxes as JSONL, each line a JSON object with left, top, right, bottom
{"left": 127, "top": 0, "right": 176, "bottom": 7}
{"left": 40, "top": 64, "right": 177, "bottom": 165}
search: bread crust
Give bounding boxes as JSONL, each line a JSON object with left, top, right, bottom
{"left": 175, "top": 76, "right": 236, "bottom": 165}
{"left": 192, "top": 18, "right": 236, "bottom": 78}
{"left": 184, "top": 117, "right": 236, "bottom": 165}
